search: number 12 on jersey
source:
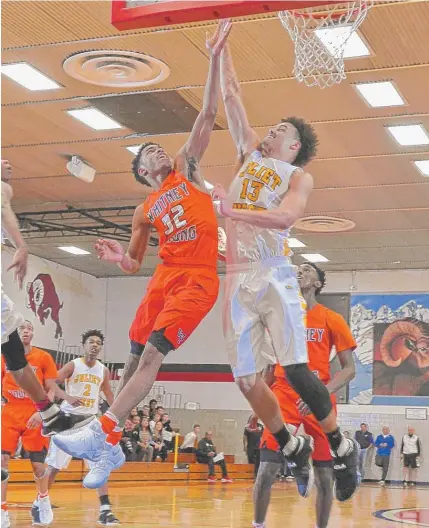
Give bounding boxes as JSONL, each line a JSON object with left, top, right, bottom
{"left": 162, "top": 205, "right": 187, "bottom": 235}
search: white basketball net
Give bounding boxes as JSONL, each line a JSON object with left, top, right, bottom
{"left": 279, "top": 1, "right": 373, "bottom": 89}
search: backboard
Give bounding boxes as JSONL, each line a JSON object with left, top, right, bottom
{"left": 111, "top": 0, "right": 334, "bottom": 31}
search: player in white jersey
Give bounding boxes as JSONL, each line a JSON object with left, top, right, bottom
{"left": 44, "top": 330, "right": 122, "bottom": 526}
{"left": 212, "top": 37, "right": 360, "bottom": 504}
{"left": 1, "top": 160, "right": 90, "bottom": 439}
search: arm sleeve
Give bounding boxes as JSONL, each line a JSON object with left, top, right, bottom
{"left": 401, "top": 438, "right": 404, "bottom": 454}
{"left": 327, "top": 311, "right": 357, "bottom": 354}
{"left": 42, "top": 351, "right": 59, "bottom": 380}
{"left": 417, "top": 438, "right": 421, "bottom": 456}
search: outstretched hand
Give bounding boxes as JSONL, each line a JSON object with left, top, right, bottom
{"left": 206, "top": 19, "right": 232, "bottom": 57}
{"left": 7, "top": 247, "right": 28, "bottom": 290}
{"left": 94, "top": 238, "right": 125, "bottom": 263}
{"left": 212, "top": 184, "right": 232, "bottom": 217}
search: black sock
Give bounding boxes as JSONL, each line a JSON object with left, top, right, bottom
{"left": 99, "top": 495, "right": 110, "bottom": 507}
{"left": 326, "top": 428, "right": 343, "bottom": 452}
{"left": 273, "top": 425, "right": 291, "bottom": 450}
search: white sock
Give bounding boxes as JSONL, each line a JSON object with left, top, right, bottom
{"left": 253, "top": 523, "right": 265, "bottom": 528}
{"left": 100, "top": 505, "right": 111, "bottom": 512}
{"left": 282, "top": 434, "right": 300, "bottom": 456}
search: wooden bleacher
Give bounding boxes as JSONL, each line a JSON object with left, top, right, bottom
{"left": 8, "top": 457, "right": 254, "bottom": 484}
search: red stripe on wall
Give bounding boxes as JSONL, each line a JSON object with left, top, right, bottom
{"left": 156, "top": 372, "right": 234, "bottom": 383}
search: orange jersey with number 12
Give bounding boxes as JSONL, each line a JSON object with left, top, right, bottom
{"left": 143, "top": 171, "right": 218, "bottom": 268}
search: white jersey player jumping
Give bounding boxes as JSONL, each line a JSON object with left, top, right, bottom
{"left": 44, "top": 330, "right": 122, "bottom": 526}
{"left": 212, "top": 36, "right": 360, "bottom": 504}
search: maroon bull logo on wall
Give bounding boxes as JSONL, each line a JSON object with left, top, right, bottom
{"left": 26, "top": 274, "right": 63, "bottom": 339}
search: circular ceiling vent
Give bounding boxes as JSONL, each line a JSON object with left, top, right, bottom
{"left": 294, "top": 216, "right": 355, "bottom": 233}
{"left": 63, "top": 50, "right": 170, "bottom": 88}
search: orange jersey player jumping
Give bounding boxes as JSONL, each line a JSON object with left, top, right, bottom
{"left": 52, "top": 20, "right": 232, "bottom": 488}
{"left": 1, "top": 321, "right": 58, "bottom": 527}
{"left": 253, "top": 263, "right": 357, "bottom": 528}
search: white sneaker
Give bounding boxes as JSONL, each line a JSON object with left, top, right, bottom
{"left": 379, "top": 480, "right": 385, "bottom": 486}
{"left": 38, "top": 496, "right": 53, "bottom": 526}
{"left": 53, "top": 419, "right": 107, "bottom": 462}
{"left": 1, "top": 509, "right": 10, "bottom": 528}
{"left": 83, "top": 443, "right": 125, "bottom": 489}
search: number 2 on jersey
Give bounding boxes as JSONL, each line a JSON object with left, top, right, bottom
{"left": 83, "top": 384, "right": 91, "bottom": 397}
{"left": 162, "top": 204, "right": 187, "bottom": 236}
{"left": 240, "top": 178, "right": 264, "bottom": 203}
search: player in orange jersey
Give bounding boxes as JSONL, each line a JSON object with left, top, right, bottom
{"left": 52, "top": 20, "right": 232, "bottom": 486}
{"left": 252, "top": 263, "right": 357, "bottom": 528}
{"left": 1, "top": 321, "right": 61, "bottom": 527}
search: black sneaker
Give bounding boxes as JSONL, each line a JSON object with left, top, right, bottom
{"left": 30, "top": 503, "right": 40, "bottom": 526}
{"left": 98, "top": 510, "right": 120, "bottom": 525}
{"left": 1, "top": 469, "right": 9, "bottom": 482}
{"left": 333, "top": 438, "right": 360, "bottom": 502}
{"left": 42, "top": 410, "right": 95, "bottom": 437}
{"left": 283, "top": 436, "right": 314, "bottom": 498}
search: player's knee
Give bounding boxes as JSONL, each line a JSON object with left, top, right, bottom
{"left": 235, "top": 374, "right": 257, "bottom": 394}
{"left": 137, "top": 344, "right": 165, "bottom": 371}
{"left": 1, "top": 329, "right": 28, "bottom": 372}
{"left": 1, "top": 453, "right": 10, "bottom": 468}
{"left": 147, "top": 329, "right": 175, "bottom": 357}
{"left": 284, "top": 364, "right": 332, "bottom": 422}
{"left": 255, "top": 461, "right": 278, "bottom": 490}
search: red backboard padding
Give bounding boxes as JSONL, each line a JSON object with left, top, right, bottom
{"left": 111, "top": 1, "right": 335, "bottom": 31}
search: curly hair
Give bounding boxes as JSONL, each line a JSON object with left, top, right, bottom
{"left": 306, "top": 262, "right": 326, "bottom": 296}
{"left": 81, "top": 329, "right": 105, "bottom": 346}
{"left": 282, "top": 117, "right": 319, "bottom": 167}
{"left": 131, "top": 142, "right": 160, "bottom": 185}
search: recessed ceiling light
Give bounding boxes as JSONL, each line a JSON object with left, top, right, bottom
{"left": 387, "top": 125, "right": 429, "bottom": 146}
{"left": 288, "top": 237, "right": 306, "bottom": 248}
{"left": 67, "top": 108, "right": 123, "bottom": 131}
{"left": 414, "top": 160, "right": 429, "bottom": 176}
{"left": 302, "top": 253, "right": 329, "bottom": 263}
{"left": 58, "top": 246, "right": 91, "bottom": 256}
{"left": 315, "top": 27, "right": 370, "bottom": 59}
{"left": 126, "top": 145, "right": 141, "bottom": 155}
{"left": 355, "top": 81, "right": 405, "bottom": 108}
{"left": 1, "top": 62, "right": 61, "bottom": 91}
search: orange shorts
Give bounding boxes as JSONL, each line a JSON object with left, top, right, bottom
{"left": 129, "top": 264, "right": 219, "bottom": 351}
{"left": 260, "top": 381, "right": 337, "bottom": 462}
{"left": 1, "top": 403, "right": 49, "bottom": 455}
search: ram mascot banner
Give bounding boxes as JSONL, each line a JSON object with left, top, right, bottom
{"left": 349, "top": 294, "right": 429, "bottom": 406}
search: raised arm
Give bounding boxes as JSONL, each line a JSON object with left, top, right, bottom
{"left": 175, "top": 20, "right": 231, "bottom": 191}
{"left": 1, "top": 177, "right": 29, "bottom": 290}
{"left": 220, "top": 43, "right": 259, "bottom": 162}
{"left": 214, "top": 170, "right": 313, "bottom": 229}
{"left": 94, "top": 204, "right": 151, "bottom": 275}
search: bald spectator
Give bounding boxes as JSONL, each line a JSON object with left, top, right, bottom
{"left": 401, "top": 426, "right": 421, "bottom": 487}
{"left": 374, "top": 426, "right": 395, "bottom": 485}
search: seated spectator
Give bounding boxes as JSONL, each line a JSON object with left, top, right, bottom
{"left": 121, "top": 419, "right": 137, "bottom": 461}
{"left": 243, "top": 415, "right": 264, "bottom": 477}
{"left": 374, "top": 426, "right": 395, "bottom": 485}
{"left": 150, "top": 411, "right": 162, "bottom": 433}
{"left": 137, "top": 417, "right": 154, "bottom": 462}
{"left": 161, "top": 413, "right": 175, "bottom": 451}
{"left": 151, "top": 421, "right": 168, "bottom": 462}
{"left": 140, "top": 405, "right": 150, "bottom": 418}
{"left": 196, "top": 431, "right": 232, "bottom": 483}
{"left": 180, "top": 425, "right": 200, "bottom": 453}
{"left": 149, "top": 399, "right": 158, "bottom": 419}
{"left": 130, "top": 407, "right": 139, "bottom": 419}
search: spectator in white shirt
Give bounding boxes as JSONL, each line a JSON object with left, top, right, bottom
{"left": 401, "top": 426, "right": 422, "bottom": 487}
{"left": 180, "top": 425, "right": 201, "bottom": 453}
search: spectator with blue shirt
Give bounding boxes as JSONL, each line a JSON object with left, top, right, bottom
{"left": 374, "top": 426, "right": 395, "bottom": 485}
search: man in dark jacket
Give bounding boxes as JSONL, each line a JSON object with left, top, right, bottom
{"left": 354, "top": 423, "right": 374, "bottom": 480}
{"left": 196, "top": 431, "right": 232, "bottom": 483}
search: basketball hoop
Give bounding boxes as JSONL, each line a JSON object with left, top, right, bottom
{"left": 279, "top": 1, "right": 373, "bottom": 89}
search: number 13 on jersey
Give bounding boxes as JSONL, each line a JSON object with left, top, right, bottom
{"left": 162, "top": 205, "right": 187, "bottom": 235}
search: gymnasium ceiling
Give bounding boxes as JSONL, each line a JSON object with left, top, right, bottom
{"left": 2, "top": 0, "right": 429, "bottom": 278}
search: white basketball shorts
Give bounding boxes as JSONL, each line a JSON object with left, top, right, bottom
{"left": 223, "top": 258, "right": 308, "bottom": 379}
{"left": 1, "top": 287, "right": 24, "bottom": 345}
{"left": 46, "top": 441, "right": 96, "bottom": 471}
